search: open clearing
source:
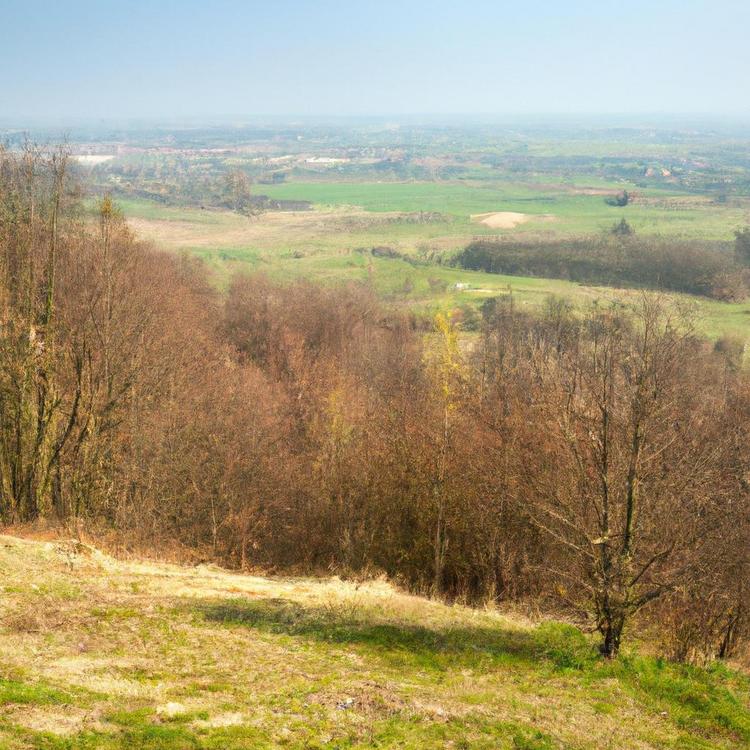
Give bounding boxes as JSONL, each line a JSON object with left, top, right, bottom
{"left": 1, "top": 534, "right": 750, "bottom": 749}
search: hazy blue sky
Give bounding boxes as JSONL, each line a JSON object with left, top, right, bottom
{"left": 2, "top": 0, "right": 749, "bottom": 120}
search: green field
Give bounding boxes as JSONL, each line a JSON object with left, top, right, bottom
{"left": 259, "top": 180, "right": 750, "bottom": 240}
{"left": 115, "top": 193, "right": 750, "bottom": 342}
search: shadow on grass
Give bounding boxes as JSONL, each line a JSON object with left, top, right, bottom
{"left": 192, "top": 597, "right": 594, "bottom": 673}
{"left": 191, "top": 598, "right": 750, "bottom": 743}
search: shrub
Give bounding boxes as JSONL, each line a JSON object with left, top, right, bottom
{"left": 611, "top": 217, "right": 633, "bottom": 236}
{"left": 605, "top": 190, "right": 631, "bottom": 207}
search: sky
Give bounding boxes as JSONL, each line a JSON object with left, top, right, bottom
{"left": 1, "top": 0, "right": 749, "bottom": 121}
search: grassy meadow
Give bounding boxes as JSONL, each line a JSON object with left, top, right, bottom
{"left": 257, "top": 180, "right": 750, "bottom": 239}
{"left": 1, "top": 535, "right": 749, "bottom": 749}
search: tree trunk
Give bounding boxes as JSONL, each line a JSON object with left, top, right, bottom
{"left": 600, "top": 615, "right": 623, "bottom": 658}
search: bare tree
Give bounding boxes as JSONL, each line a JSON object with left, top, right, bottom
{"left": 513, "top": 297, "right": 736, "bottom": 656}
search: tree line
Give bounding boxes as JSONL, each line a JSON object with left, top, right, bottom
{"left": 1, "top": 146, "right": 748, "bottom": 661}
{"left": 456, "top": 236, "right": 750, "bottom": 301}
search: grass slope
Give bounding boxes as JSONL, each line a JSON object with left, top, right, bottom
{"left": 0, "top": 535, "right": 749, "bottom": 749}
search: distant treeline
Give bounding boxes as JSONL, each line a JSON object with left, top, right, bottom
{"left": 455, "top": 237, "right": 749, "bottom": 300}
{"left": 86, "top": 161, "right": 311, "bottom": 215}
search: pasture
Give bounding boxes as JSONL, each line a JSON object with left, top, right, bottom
{"left": 258, "top": 180, "right": 750, "bottom": 240}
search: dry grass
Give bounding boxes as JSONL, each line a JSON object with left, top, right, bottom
{"left": 127, "top": 207, "right": 465, "bottom": 256}
{"left": 1, "top": 533, "right": 748, "bottom": 748}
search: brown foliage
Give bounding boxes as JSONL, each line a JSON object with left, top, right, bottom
{"left": 1, "top": 147, "right": 749, "bottom": 661}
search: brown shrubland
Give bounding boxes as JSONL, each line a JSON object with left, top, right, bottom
{"left": 1, "top": 146, "right": 748, "bottom": 660}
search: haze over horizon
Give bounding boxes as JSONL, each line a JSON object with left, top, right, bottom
{"left": 2, "top": 0, "right": 749, "bottom": 122}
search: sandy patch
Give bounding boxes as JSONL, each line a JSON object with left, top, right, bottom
{"left": 471, "top": 211, "right": 557, "bottom": 229}
{"left": 471, "top": 211, "right": 530, "bottom": 229}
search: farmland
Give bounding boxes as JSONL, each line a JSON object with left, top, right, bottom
{"left": 257, "top": 180, "right": 750, "bottom": 240}
{"left": 116, "top": 177, "right": 750, "bottom": 341}
{"left": 60, "top": 118, "right": 748, "bottom": 343}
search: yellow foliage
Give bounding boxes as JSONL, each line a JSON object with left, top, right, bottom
{"left": 429, "top": 312, "right": 466, "bottom": 410}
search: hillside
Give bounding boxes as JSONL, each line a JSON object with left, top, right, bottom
{"left": 0, "top": 535, "right": 748, "bottom": 749}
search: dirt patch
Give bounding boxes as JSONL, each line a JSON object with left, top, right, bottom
{"left": 471, "top": 212, "right": 530, "bottom": 229}
{"left": 471, "top": 212, "right": 555, "bottom": 229}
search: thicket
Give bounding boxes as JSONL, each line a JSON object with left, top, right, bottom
{"left": 1, "top": 147, "right": 749, "bottom": 661}
{"left": 455, "top": 237, "right": 748, "bottom": 300}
